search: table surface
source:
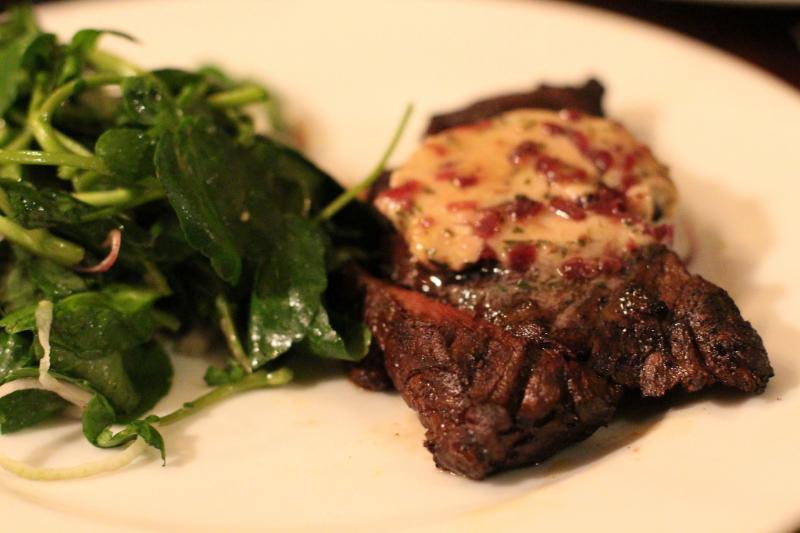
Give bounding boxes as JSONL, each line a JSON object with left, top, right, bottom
{"left": 564, "top": 0, "right": 799, "bottom": 90}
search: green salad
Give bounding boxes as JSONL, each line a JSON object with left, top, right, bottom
{"left": 0, "top": 5, "right": 409, "bottom": 479}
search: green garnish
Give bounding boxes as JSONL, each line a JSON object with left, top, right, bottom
{"left": 0, "top": 5, "right": 404, "bottom": 477}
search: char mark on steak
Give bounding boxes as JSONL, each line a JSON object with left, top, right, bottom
{"left": 346, "top": 80, "right": 772, "bottom": 478}
{"left": 360, "top": 273, "right": 621, "bottom": 480}
{"left": 399, "top": 244, "right": 772, "bottom": 397}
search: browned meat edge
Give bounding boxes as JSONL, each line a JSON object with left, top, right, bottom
{"left": 360, "top": 273, "right": 621, "bottom": 480}
{"left": 344, "top": 79, "right": 772, "bottom": 479}
{"left": 426, "top": 78, "right": 604, "bottom": 134}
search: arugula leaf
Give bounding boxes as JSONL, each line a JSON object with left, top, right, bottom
{"left": 82, "top": 394, "right": 165, "bottom": 462}
{"left": 151, "top": 69, "right": 203, "bottom": 94}
{"left": 80, "top": 394, "right": 115, "bottom": 442}
{"left": 1, "top": 288, "right": 169, "bottom": 414}
{"left": 252, "top": 135, "right": 341, "bottom": 217}
{"left": 50, "top": 349, "right": 139, "bottom": 414}
{"left": 120, "top": 75, "right": 171, "bottom": 126}
{"left": 155, "top": 116, "right": 304, "bottom": 283}
{"left": 0, "top": 9, "right": 384, "bottom": 473}
{"left": 0, "top": 304, "right": 37, "bottom": 333}
{"left": 0, "top": 389, "right": 68, "bottom": 434}
{"left": 203, "top": 359, "right": 245, "bottom": 386}
{"left": 302, "top": 307, "right": 371, "bottom": 362}
{"left": 0, "top": 331, "right": 33, "bottom": 380}
{"left": 46, "top": 290, "right": 155, "bottom": 359}
{"left": 247, "top": 215, "right": 326, "bottom": 367}
{"left": 1, "top": 181, "right": 99, "bottom": 229}
{"left": 94, "top": 127, "right": 155, "bottom": 181}
{"left": 17, "top": 249, "right": 88, "bottom": 301}
{"left": 120, "top": 341, "right": 172, "bottom": 421}
{"left": 1, "top": 257, "right": 37, "bottom": 311}
{"left": 0, "top": 6, "right": 39, "bottom": 117}
{"left": 1, "top": 247, "right": 87, "bottom": 312}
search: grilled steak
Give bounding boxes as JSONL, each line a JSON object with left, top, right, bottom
{"left": 348, "top": 80, "right": 773, "bottom": 479}
{"left": 426, "top": 78, "right": 605, "bottom": 135}
{"left": 385, "top": 239, "right": 772, "bottom": 397}
{"left": 358, "top": 272, "right": 621, "bottom": 480}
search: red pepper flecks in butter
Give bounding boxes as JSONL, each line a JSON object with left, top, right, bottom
{"left": 375, "top": 108, "right": 677, "bottom": 274}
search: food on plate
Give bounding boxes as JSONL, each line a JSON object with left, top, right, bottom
{"left": 0, "top": 6, "right": 397, "bottom": 479}
{"left": 349, "top": 80, "right": 773, "bottom": 479}
{"left": 0, "top": 5, "right": 772, "bottom": 483}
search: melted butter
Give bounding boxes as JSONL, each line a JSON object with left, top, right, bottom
{"left": 375, "top": 109, "right": 677, "bottom": 272}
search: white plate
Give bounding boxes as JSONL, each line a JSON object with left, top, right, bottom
{"left": 4, "top": 1, "right": 800, "bottom": 531}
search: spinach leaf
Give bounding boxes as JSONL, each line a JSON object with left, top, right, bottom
{"left": 247, "top": 215, "right": 326, "bottom": 367}
{"left": 0, "top": 304, "right": 36, "bottom": 333}
{"left": 1, "top": 248, "right": 87, "bottom": 310}
{"left": 250, "top": 135, "right": 340, "bottom": 217}
{"left": 67, "top": 29, "right": 134, "bottom": 66}
{"left": 155, "top": 116, "right": 304, "bottom": 284}
{"left": 1, "top": 288, "right": 168, "bottom": 415}
{"left": 203, "top": 359, "right": 245, "bottom": 386}
{"left": 81, "top": 394, "right": 115, "bottom": 442}
{"left": 151, "top": 68, "right": 203, "bottom": 94}
{"left": 154, "top": 123, "right": 242, "bottom": 284}
{"left": 302, "top": 307, "right": 371, "bottom": 362}
{"left": 1, "top": 258, "right": 37, "bottom": 311}
{"left": 2, "top": 181, "right": 99, "bottom": 229}
{"left": 95, "top": 127, "right": 155, "bottom": 181}
{"left": 48, "top": 348, "right": 139, "bottom": 414}
{"left": 82, "top": 394, "right": 165, "bottom": 462}
{"left": 0, "top": 331, "right": 33, "bottom": 380}
{"left": 120, "top": 341, "right": 172, "bottom": 421}
{"left": 46, "top": 290, "right": 155, "bottom": 359}
{"left": 0, "top": 389, "right": 68, "bottom": 434}
{"left": 0, "top": 6, "right": 39, "bottom": 117}
{"left": 121, "top": 75, "right": 172, "bottom": 126}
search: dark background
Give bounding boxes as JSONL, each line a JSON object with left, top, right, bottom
{"left": 562, "top": 0, "right": 799, "bottom": 89}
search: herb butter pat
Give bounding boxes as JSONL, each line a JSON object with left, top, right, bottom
{"left": 375, "top": 108, "right": 678, "bottom": 273}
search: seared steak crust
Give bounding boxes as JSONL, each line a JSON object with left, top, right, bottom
{"left": 361, "top": 275, "right": 621, "bottom": 480}
{"left": 347, "top": 80, "right": 772, "bottom": 478}
{"left": 391, "top": 243, "right": 772, "bottom": 397}
{"left": 426, "top": 78, "right": 605, "bottom": 135}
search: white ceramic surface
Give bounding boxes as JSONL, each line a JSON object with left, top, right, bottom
{"left": 3, "top": 1, "right": 799, "bottom": 531}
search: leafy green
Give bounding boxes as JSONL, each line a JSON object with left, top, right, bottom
{"left": 248, "top": 215, "right": 326, "bottom": 367}
{"left": 155, "top": 116, "right": 311, "bottom": 284}
{"left": 1, "top": 181, "right": 99, "bottom": 229}
{"left": 120, "top": 75, "right": 171, "bottom": 126}
{"left": 14, "top": 250, "right": 88, "bottom": 301}
{"left": 302, "top": 307, "right": 372, "bottom": 362}
{"left": 0, "top": 6, "right": 39, "bottom": 116}
{"left": 82, "top": 394, "right": 165, "bottom": 462}
{"left": 0, "top": 5, "right": 393, "bottom": 475}
{"left": 0, "top": 331, "right": 33, "bottom": 380}
{"left": 0, "top": 389, "right": 68, "bottom": 434}
{"left": 204, "top": 359, "right": 245, "bottom": 386}
{"left": 120, "top": 341, "right": 172, "bottom": 421}
{"left": 95, "top": 128, "right": 155, "bottom": 180}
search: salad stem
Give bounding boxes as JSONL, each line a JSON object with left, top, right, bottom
{"left": 157, "top": 368, "right": 293, "bottom": 427}
{"left": 0, "top": 150, "right": 110, "bottom": 174}
{"left": 73, "top": 188, "right": 135, "bottom": 206}
{"left": 54, "top": 130, "right": 93, "bottom": 157}
{"left": 207, "top": 84, "right": 268, "bottom": 108}
{"left": 316, "top": 103, "right": 413, "bottom": 222}
{"left": 0, "top": 215, "right": 84, "bottom": 266}
{"left": 32, "top": 74, "right": 123, "bottom": 155}
{"left": 215, "top": 296, "right": 253, "bottom": 373}
{"left": 86, "top": 48, "right": 145, "bottom": 77}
